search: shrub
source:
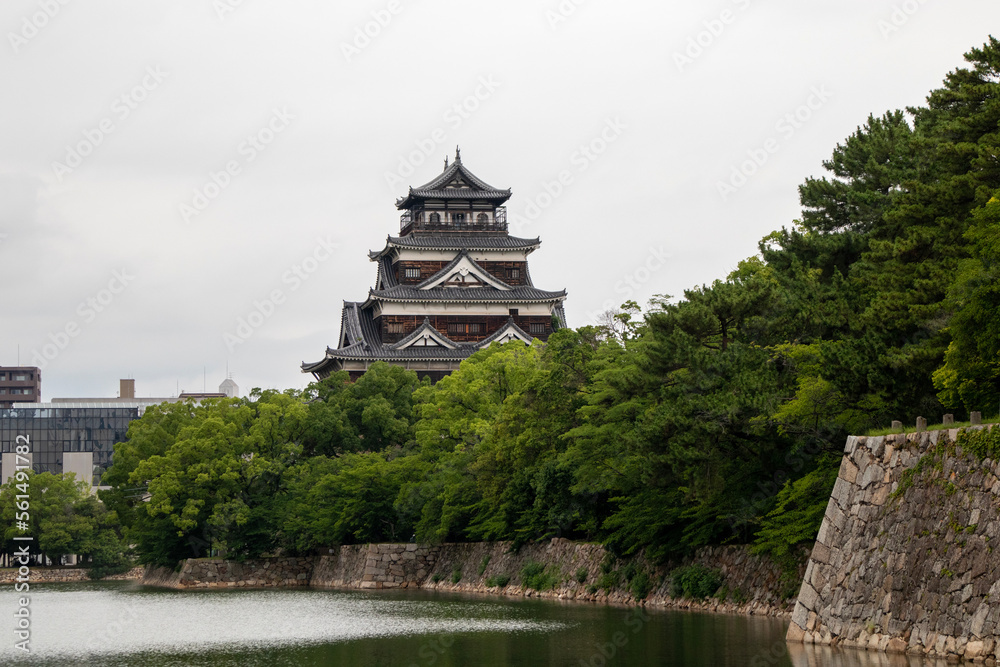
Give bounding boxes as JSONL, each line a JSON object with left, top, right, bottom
{"left": 521, "top": 560, "right": 558, "bottom": 591}
{"left": 486, "top": 574, "right": 511, "bottom": 588}
{"left": 431, "top": 573, "right": 442, "bottom": 583}
{"left": 575, "top": 567, "right": 588, "bottom": 584}
{"left": 451, "top": 566, "right": 463, "bottom": 584}
{"left": 477, "top": 554, "right": 491, "bottom": 576}
{"left": 586, "top": 585, "right": 598, "bottom": 595}
{"left": 596, "top": 571, "right": 621, "bottom": 591}
{"left": 599, "top": 553, "right": 617, "bottom": 574}
{"left": 629, "top": 570, "right": 653, "bottom": 600}
{"left": 752, "top": 457, "right": 840, "bottom": 567}
{"left": 669, "top": 564, "right": 723, "bottom": 600}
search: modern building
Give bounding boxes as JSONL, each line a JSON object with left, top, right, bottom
{"left": 0, "top": 367, "right": 41, "bottom": 408}
{"left": 220, "top": 377, "right": 240, "bottom": 398}
{"left": 303, "top": 150, "right": 568, "bottom": 382}
{"left": 0, "top": 376, "right": 240, "bottom": 487}
{"left": 1, "top": 403, "right": 138, "bottom": 487}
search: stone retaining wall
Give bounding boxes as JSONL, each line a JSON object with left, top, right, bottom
{"left": 0, "top": 566, "right": 143, "bottom": 584}
{"left": 312, "top": 543, "right": 437, "bottom": 590}
{"left": 178, "top": 557, "right": 314, "bottom": 588}
{"left": 144, "top": 557, "right": 314, "bottom": 589}
{"left": 788, "top": 425, "right": 1000, "bottom": 663}
{"left": 142, "top": 539, "right": 794, "bottom": 617}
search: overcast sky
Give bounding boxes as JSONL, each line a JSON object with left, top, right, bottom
{"left": 0, "top": 0, "right": 996, "bottom": 400}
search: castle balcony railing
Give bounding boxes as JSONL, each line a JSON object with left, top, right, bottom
{"left": 400, "top": 207, "right": 507, "bottom": 236}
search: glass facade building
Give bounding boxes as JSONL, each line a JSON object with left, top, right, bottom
{"left": 0, "top": 405, "right": 139, "bottom": 486}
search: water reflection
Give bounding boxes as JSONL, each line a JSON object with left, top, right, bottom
{"left": 789, "top": 643, "right": 951, "bottom": 667}
{"left": 0, "top": 582, "right": 965, "bottom": 666}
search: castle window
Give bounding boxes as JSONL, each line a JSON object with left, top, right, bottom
{"left": 446, "top": 323, "right": 483, "bottom": 335}
{"left": 429, "top": 212, "right": 441, "bottom": 223}
{"left": 506, "top": 268, "right": 520, "bottom": 280}
{"left": 404, "top": 267, "right": 421, "bottom": 279}
{"left": 387, "top": 322, "right": 406, "bottom": 334}
{"left": 477, "top": 213, "right": 489, "bottom": 223}
{"left": 529, "top": 323, "right": 546, "bottom": 335}
{"left": 453, "top": 213, "right": 465, "bottom": 224}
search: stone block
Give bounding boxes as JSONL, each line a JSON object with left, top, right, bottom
{"left": 816, "top": 520, "right": 835, "bottom": 548}
{"left": 787, "top": 622, "right": 806, "bottom": 642}
{"left": 916, "top": 417, "right": 927, "bottom": 432}
{"left": 791, "top": 601, "right": 809, "bottom": 629}
{"left": 972, "top": 412, "right": 982, "bottom": 425}
{"left": 892, "top": 420, "right": 904, "bottom": 433}
{"left": 830, "top": 477, "right": 852, "bottom": 510}
{"left": 943, "top": 414, "right": 955, "bottom": 426}
{"left": 888, "top": 637, "right": 908, "bottom": 653}
{"left": 799, "top": 582, "right": 819, "bottom": 611}
{"left": 840, "top": 458, "right": 859, "bottom": 484}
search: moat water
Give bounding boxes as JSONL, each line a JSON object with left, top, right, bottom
{"left": 0, "top": 582, "right": 954, "bottom": 666}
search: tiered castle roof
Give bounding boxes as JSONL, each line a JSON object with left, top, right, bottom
{"left": 302, "top": 150, "right": 567, "bottom": 382}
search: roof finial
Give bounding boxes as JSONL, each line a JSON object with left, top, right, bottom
{"left": 455, "top": 146, "right": 462, "bottom": 162}
{"left": 444, "top": 155, "right": 449, "bottom": 170}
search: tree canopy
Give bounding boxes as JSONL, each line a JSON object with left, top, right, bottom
{"left": 94, "top": 38, "right": 1000, "bottom": 570}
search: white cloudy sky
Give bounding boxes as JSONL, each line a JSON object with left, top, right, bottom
{"left": 0, "top": 0, "right": 996, "bottom": 399}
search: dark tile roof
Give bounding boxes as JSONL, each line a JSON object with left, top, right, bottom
{"left": 303, "top": 314, "right": 541, "bottom": 371}
{"left": 366, "top": 285, "right": 567, "bottom": 305}
{"left": 403, "top": 189, "right": 510, "bottom": 200}
{"left": 395, "top": 159, "right": 511, "bottom": 209}
{"left": 338, "top": 301, "right": 365, "bottom": 348}
{"left": 368, "top": 234, "right": 541, "bottom": 260}
{"left": 376, "top": 255, "right": 398, "bottom": 289}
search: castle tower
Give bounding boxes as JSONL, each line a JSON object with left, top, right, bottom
{"left": 303, "top": 149, "right": 567, "bottom": 382}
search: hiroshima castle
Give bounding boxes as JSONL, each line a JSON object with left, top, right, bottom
{"left": 303, "top": 150, "right": 568, "bottom": 382}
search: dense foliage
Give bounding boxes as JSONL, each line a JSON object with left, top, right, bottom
{"left": 0, "top": 472, "right": 130, "bottom": 577}
{"left": 93, "top": 39, "right": 1000, "bottom": 569}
